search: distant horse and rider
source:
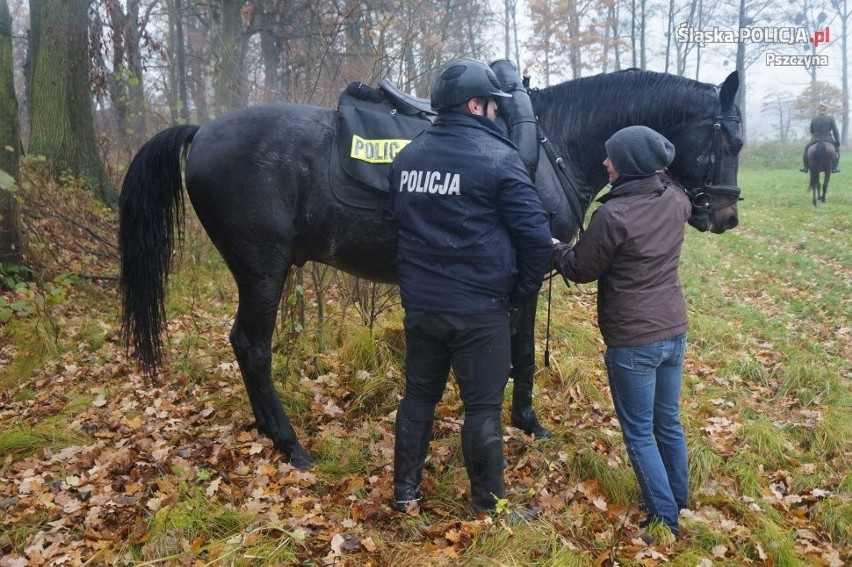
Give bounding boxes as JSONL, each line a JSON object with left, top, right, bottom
{"left": 806, "top": 141, "right": 836, "bottom": 206}
{"left": 801, "top": 102, "right": 840, "bottom": 206}
{"left": 119, "top": 67, "right": 743, "bottom": 468}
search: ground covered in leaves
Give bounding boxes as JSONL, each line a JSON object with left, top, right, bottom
{"left": 1, "top": 168, "right": 850, "bottom": 565}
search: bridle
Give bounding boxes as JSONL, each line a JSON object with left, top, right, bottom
{"left": 683, "top": 110, "right": 743, "bottom": 215}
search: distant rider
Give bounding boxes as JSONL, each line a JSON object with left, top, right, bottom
{"left": 801, "top": 103, "right": 840, "bottom": 173}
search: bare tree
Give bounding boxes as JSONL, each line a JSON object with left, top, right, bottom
{"left": 831, "top": 0, "right": 849, "bottom": 143}
{"left": 729, "top": 0, "right": 776, "bottom": 139}
{"left": 792, "top": 0, "right": 832, "bottom": 84}
{"left": 525, "top": 0, "right": 569, "bottom": 84}
{"left": 211, "top": 0, "right": 245, "bottom": 114}
{"left": 0, "top": 0, "right": 23, "bottom": 268}
{"left": 93, "top": 0, "right": 151, "bottom": 154}
{"left": 762, "top": 91, "right": 795, "bottom": 142}
{"left": 169, "top": 0, "right": 190, "bottom": 123}
{"left": 602, "top": 0, "right": 621, "bottom": 71}
{"left": 504, "top": 0, "right": 521, "bottom": 68}
{"left": 794, "top": 80, "right": 844, "bottom": 118}
{"left": 670, "top": 0, "right": 720, "bottom": 76}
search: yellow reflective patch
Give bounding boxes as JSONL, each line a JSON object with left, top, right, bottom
{"left": 350, "top": 135, "right": 411, "bottom": 164}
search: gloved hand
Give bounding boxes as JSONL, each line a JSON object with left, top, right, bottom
{"left": 508, "top": 290, "right": 537, "bottom": 311}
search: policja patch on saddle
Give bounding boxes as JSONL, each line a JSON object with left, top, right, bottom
{"left": 335, "top": 82, "right": 434, "bottom": 193}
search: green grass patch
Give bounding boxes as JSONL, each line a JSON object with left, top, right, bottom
{"left": 812, "top": 496, "right": 851, "bottom": 545}
{"left": 736, "top": 415, "right": 792, "bottom": 468}
{"left": 568, "top": 449, "right": 639, "bottom": 505}
{"left": 802, "top": 407, "right": 851, "bottom": 460}
{"left": 1, "top": 320, "right": 56, "bottom": 389}
{"left": 141, "top": 488, "right": 253, "bottom": 562}
{"left": 316, "top": 434, "right": 371, "bottom": 476}
{"left": 0, "top": 424, "right": 89, "bottom": 458}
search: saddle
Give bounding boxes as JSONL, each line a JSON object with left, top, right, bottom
{"left": 330, "top": 81, "right": 435, "bottom": 211}
{"left": 331, "top": 67, "right": 586, "bottom": 235}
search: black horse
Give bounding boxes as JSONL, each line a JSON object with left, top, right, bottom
{"left": 120, "top": 69, "right": 742, "bottom": 469}
{"left": 807, "top": 141, "right": 835, "bottom": 205}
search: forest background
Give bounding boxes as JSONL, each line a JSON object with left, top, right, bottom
{"left": 0, "top": 0, "right": 849, "bottom": 565}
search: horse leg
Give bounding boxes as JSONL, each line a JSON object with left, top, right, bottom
{"left": 230, "top": 273, "right": 316, "bottom": 469}
{"left": 510, "top": 294, "right": 551, "bottom": 438}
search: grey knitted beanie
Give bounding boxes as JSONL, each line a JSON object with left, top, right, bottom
{"left": 604, "top": 126, "right": 675, "bottom": 176}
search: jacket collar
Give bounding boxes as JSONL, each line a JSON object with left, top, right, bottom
{"left": 435, "top": 110, "right": 508, "bottom": 137}
{"left": 599, "top": 173, "right": 666, "bottom": 204}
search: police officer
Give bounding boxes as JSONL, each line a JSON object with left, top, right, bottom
{"left": 385, "top": 58, "right": 552, "bottom": 515}
{"left": 801, "top": 103, "right": 840, "bottom": 173}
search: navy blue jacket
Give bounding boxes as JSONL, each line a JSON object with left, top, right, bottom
{"left": 386, "top": 111, "right": 551, "bottom": 314}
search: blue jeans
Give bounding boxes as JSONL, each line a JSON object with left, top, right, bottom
{"left": 605, "top": 333, "right": 688, "bottom": 533}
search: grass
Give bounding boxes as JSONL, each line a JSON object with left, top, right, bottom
{"left": 0, "top": 163, "right": 849, "bottom": 564}
{"left": 141, "top": 488, "right": 255, "bottom": 562}
{"left": 0, "top": 424, "right": 89, "bottom": 458}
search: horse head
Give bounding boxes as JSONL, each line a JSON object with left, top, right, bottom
{"left": 529, "top": 70, "right": 743, "bottom": 238}
{"left": 666, "top": 71, "right": 743, "bottom": 234}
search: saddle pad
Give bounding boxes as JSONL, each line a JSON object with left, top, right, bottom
{"left": 336, "top": 82, "right": 432, "bottom": 193}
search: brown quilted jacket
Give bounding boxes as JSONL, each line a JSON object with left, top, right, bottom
{"left": 552, "top": 174, "right": 691, "bottom": 347}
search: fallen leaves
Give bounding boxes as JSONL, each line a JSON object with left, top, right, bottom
{"left": 2, "top": 202, "right": 850, "bottom": 565}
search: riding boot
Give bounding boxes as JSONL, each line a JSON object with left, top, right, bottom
{"left": 510, "top": 366, "right": 552, "bottom": 438}
{"left": 462, "top": 414, "right": 506, "bottom": 513}
{"left": 392, "top": 399, "right": 434, "bottom": 513}
{"left": 801, "top": 147, "right": 809, "bottom": 172}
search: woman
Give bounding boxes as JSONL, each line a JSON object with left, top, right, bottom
{"left": 552, "top": 125, "right": 691, "bottom": 538}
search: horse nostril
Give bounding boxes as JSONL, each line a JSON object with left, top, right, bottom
{"left": 726, "top": 216, "right": 739, "bottom": 230}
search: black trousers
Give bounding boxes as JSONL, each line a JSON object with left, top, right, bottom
{"left": 401, "top": 311, "right": 510, "bottom": 425}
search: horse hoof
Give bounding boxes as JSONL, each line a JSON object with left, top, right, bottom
{"left": 511, "top": 411, "right": 553, "bottom": 439}
{"left": 528, "top": 423, "right": 553, "bottom": 439}
{"left": 289, "top": 449, "right": 317, "bottom": 470}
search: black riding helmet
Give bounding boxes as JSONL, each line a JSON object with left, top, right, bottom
{"left": 430, "top": 58, "right": 512, "bottom": 111}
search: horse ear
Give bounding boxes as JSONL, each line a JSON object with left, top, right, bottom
{"left": 719, "top": 71, "right": 739, "bottom": 108}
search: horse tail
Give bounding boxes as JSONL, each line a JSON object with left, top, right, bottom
{"left": 811, "top": 142, "right": 825, "bottom": 189}
{"left": 119, "top": 124, "right": 200, "bottom": 378}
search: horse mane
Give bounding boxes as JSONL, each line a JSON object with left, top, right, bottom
{"left": 531, "top": 70, "right": 718, "bottom": 148}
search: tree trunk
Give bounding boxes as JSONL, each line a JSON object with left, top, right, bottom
{"left": 566, "top": 0, "right": 581, "bottom": 78}
{"left": 611, "top": 1, "right": 620, "bottom": 70}
{"left": 735, "top": 0, "right": 747, "bottom": 139}
{"left": 126, "top": 0, "right": 147, "bottom": 141}
{"left": 185, "top": 12, "right": 211, "bottom": 121}
{"left": 212, "top": 0, "right": 243, "bottom": 114}
{"left": 28, "top": 0, "right": 116, "bottom": 206}
{"left": 0, "top": 0, "right": 23, "bottom": 266}
{"left": 174, "top": 0, "right": 189, "bottom": 123}
{"left": 259, "top": 8, "right": 281, "bottom": 103}
{"left": 630, "top": 0, "right": 637, "bottom": 67}
{"left": 840, "top": 0, "right": 849, "bottom": 144}
{"left": 639, "top": 0, "right": 647, "bottom": 69}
